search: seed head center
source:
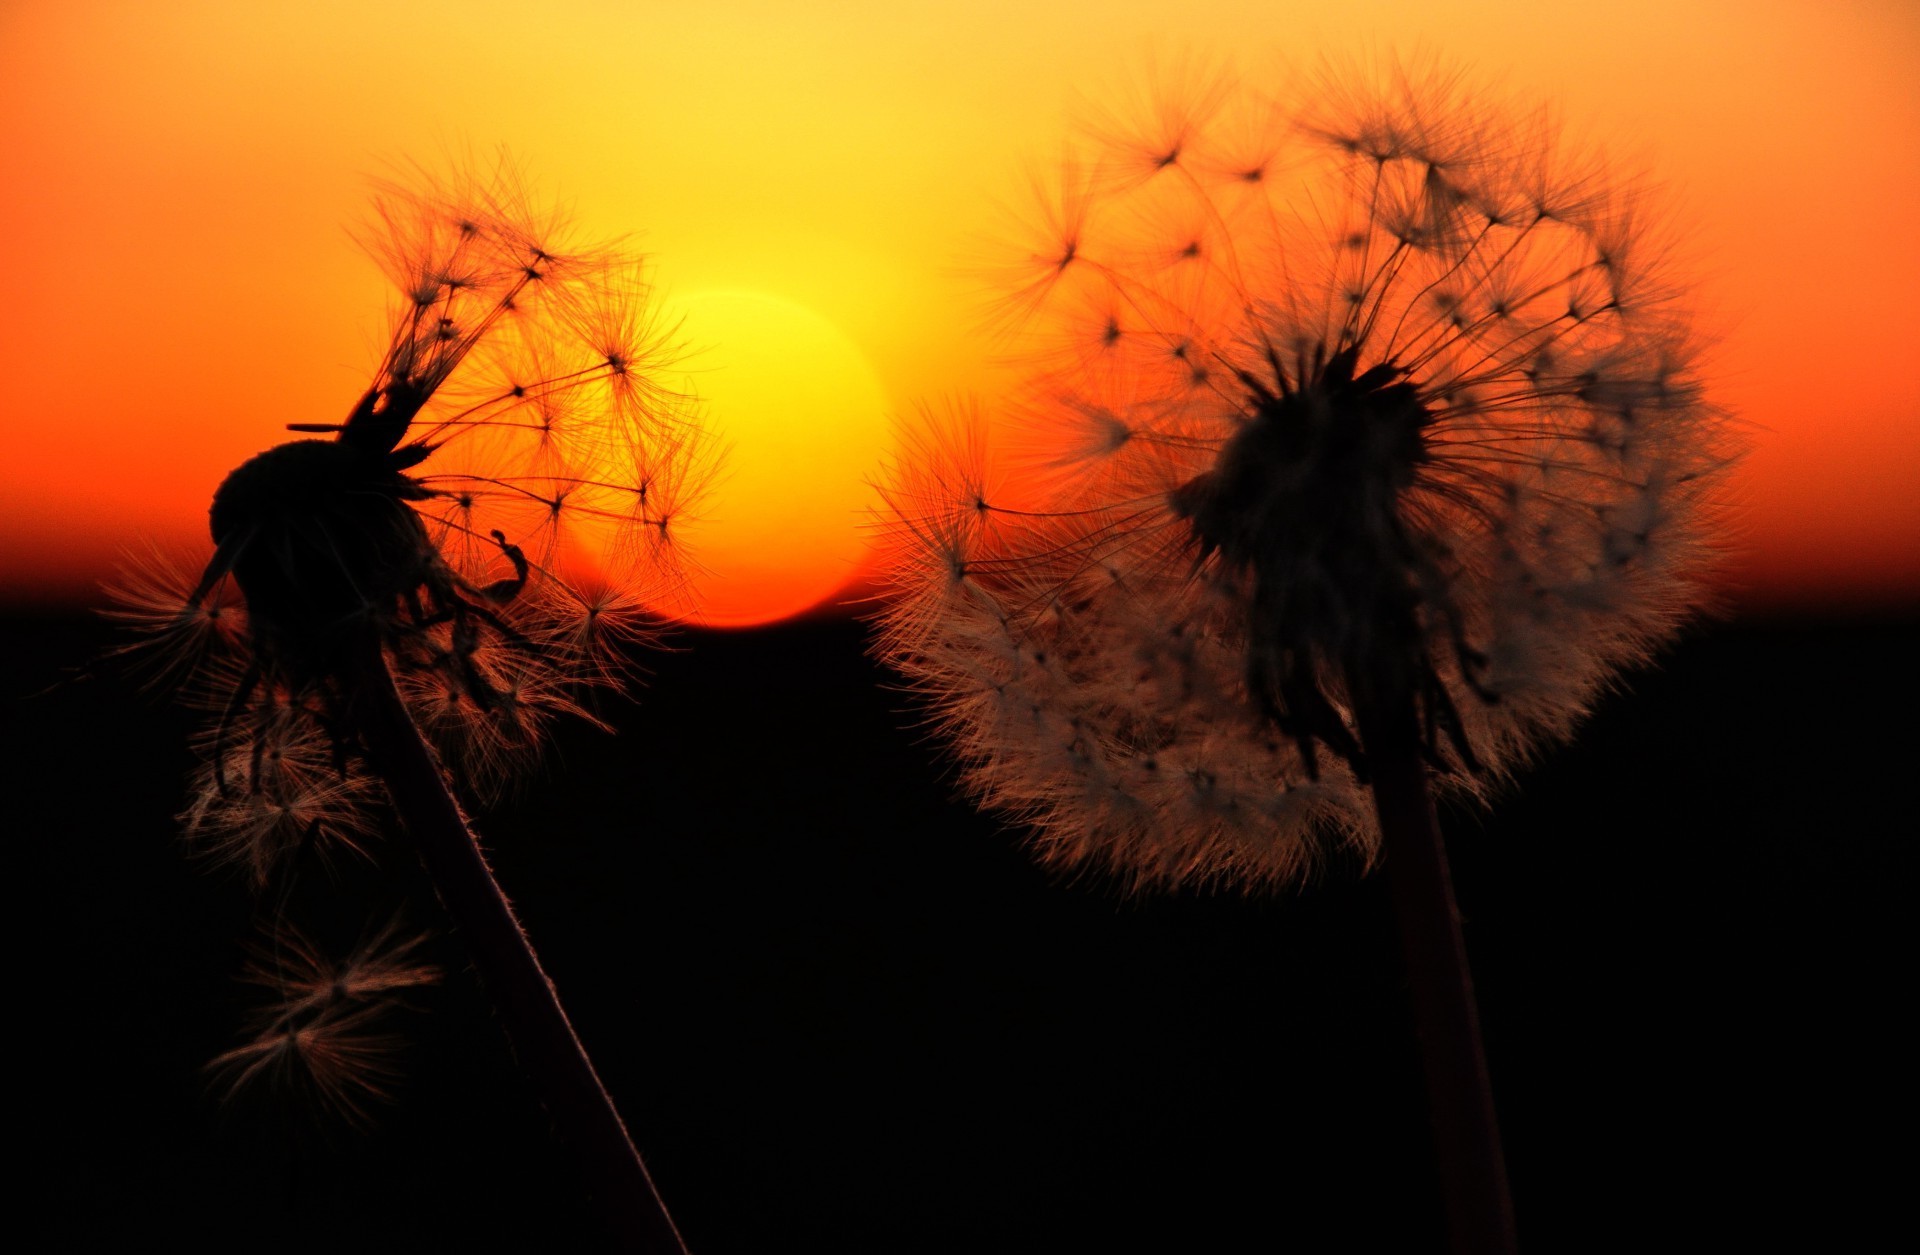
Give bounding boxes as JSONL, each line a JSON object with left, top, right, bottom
{"left": 1172, "top": 344, "right": 1433, "bottom": 591}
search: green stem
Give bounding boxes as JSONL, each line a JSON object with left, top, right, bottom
{"left": 1352, "top": 681, "right": 1519, "bottom": 1255}
{"left": 349, "top": 641, "right": 690, "bottom": 1253}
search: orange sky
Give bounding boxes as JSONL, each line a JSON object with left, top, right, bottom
{"left": 2, "top": 0, "right": 1915, "bottom": 619}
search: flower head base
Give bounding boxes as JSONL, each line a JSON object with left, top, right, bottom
{"left": 878, "top": 62, "right": 1735, "bottom": 890}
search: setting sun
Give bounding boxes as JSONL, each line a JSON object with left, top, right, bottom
{"left": 663, "top": 291, "right": 891, "bottom": 626}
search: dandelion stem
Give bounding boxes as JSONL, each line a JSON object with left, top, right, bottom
{"left": 348, "top": 639, "right": 689, "bottom": 1254}
{"left": 1351, "top": 680, "right": 1519, "bottom": 1255}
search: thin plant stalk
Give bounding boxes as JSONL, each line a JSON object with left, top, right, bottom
{"left": 1353, "top": 677, "right": 1518, "bottom": 1255}
{"left": 347, "top": 638, "right": 689, "bottom": 1254}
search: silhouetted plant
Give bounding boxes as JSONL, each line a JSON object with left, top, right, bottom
{"left": 877, "top": 58, "right": 1735, "bottom": 1254}
{"left": 112, "top": 157, "right": 703, "bottom": 1252}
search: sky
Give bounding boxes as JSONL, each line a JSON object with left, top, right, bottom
{"left": 2, "top": 0, "right": 1915, "bottom": 620}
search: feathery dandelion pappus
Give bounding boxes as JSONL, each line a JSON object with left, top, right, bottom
{"left": 204, "top": 920, "right": 439, "bottom": 1127}
{"left": 111, "top": 157, "right": 696, "bottom": 1251}
{"left": 879, "top": 59, "right": 1734, "bottom": 890}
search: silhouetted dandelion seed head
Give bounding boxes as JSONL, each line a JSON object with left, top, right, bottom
{"left": 877, "top": 60, "right": 1736, "bottom": 891}
{"left": 111, "top": 157, "right": 710, "bottom": 880}
{"left": 109, "top": 159, "right": 710, "bottom": 1162}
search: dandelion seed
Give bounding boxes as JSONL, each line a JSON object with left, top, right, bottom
{"left": 207, "top": 920, "right": 437, "bottom": 1126}
{"left": 878, "top": 57, "right": 1737, "bottom": 1255}
{"left": 101, "top": 544, "right": 247, "bottom": 693}
{"left": 181, "top": 704, "right": 381, "bottom": 884}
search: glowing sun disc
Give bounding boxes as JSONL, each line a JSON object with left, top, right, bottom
{"left": 663, "top": 290, "right": 892, "bottom": 628}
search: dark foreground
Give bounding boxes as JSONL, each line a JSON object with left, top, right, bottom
{"left": 10, "top": 608, "right": 1909, "bottom": 1252}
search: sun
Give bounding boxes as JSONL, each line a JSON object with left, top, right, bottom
{"left": 660, "top": 291, "right": 893, "bottom": 628}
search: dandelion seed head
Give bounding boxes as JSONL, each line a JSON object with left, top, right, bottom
{"left": 111, "top": 155, "right": 704, "bottom": 868}
{"left": 878, "top": 58, "right": 1736, "bottom": 890}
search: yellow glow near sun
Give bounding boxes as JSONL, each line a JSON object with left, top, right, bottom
{"left": 664, "top": 291, "right": 892, "bottom": 627}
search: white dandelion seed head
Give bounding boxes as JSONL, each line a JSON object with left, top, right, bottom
{"left": 877, "top": 57, "right": 1737, "bottom": 891}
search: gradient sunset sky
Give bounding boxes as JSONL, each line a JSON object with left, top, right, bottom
{"left": 2, "top": 0, "right": 1915, "bottom": 621}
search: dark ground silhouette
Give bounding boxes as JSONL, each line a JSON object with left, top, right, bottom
{"left": 10, "top": 607, "right": 1909, "bottom": 1252}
